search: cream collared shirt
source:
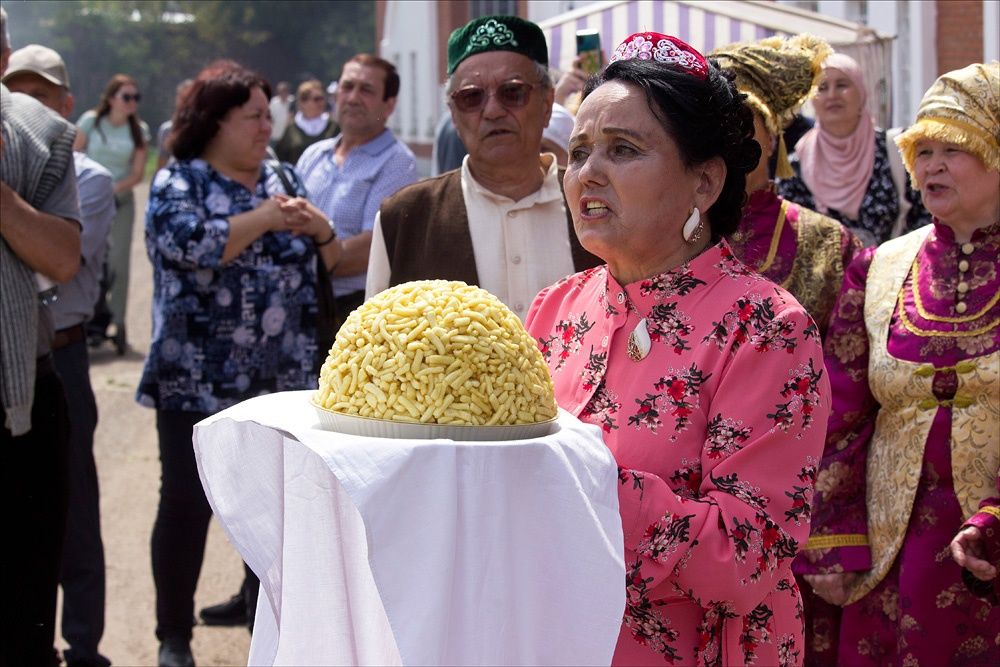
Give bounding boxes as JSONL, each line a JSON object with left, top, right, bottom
{"left": 366, "top": 154, "right": 578, "bottom": 320}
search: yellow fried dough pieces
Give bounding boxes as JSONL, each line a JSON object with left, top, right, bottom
{"left": 315, "top": 281, "right": 557, "bottom": 425}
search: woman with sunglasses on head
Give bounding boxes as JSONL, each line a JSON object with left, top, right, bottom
{"left": 273, "top": 78, "right": 339, "bottom": 165}
{"left": 138, "top": 60, "right": 341, "bottom": 667}
{"left": 799, "top": 62, "right": 999, "bottom": 667}
{"left": 75, "top": 74, "right": 151, "bottom": 354}
{"left": 525, "top": 33, "right": 830, "bottom": 665}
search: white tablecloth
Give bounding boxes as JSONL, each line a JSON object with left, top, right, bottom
{"left": 193, "top": 390, "right": 625, "bottom": 666}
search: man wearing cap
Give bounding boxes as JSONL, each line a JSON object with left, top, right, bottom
{"left": 3, "top": 42, "right": 115, "bottom": 667}
{"left": 367, "top": 15, "right": 599, "bottom": 319}
{"left": 1, "top": 8, "right": 84, "bottom": 666}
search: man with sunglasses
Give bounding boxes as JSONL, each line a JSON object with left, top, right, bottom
{"left": 367, "top": 15, "right": 600, "bottom": 318}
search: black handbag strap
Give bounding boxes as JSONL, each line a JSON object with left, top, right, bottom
{"left": 264, "top": 147, "right": 296, "bottom": 196}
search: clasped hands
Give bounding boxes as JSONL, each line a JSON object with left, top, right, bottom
{"left": 262, "top": 193, "right": 334, "bottom": 243}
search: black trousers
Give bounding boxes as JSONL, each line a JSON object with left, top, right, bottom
{"left": 0, "top": 364, "right": 71, "bottom": 667}
{"left": 53, "top": 338, "right": 109, "bottom": 666}
{"left": 151, "top": 409, "right": 213, "bottom": 642}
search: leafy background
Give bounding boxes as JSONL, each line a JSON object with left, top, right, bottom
{"left": 3, "top": 0, "right": 375, "bottom": 135}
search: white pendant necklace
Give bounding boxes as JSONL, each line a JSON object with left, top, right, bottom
{"left": 626, "top": 317, "right": 651, "bottom": 361}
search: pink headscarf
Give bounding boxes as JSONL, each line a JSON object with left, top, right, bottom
{"left": 794, "top": 53, "right": 875, "bottom": 221}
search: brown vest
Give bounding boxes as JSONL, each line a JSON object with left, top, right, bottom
{"left": 378, "top": 168, "right": 601, "bottom": 287}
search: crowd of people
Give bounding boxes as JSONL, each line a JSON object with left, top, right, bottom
{"left": 1, "top": 6, "right": 997, "bottom": 667}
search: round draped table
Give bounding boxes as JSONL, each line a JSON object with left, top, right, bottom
{"left": 193, "top": 390, "right": 625, "bottom": 666}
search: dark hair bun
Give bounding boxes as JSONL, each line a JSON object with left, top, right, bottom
{"left": 583, "top": 57, "right": 761, "bottom": 236}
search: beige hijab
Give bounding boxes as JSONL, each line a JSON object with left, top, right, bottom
{"left": 795, "top": 54, "right": 875, "bottom": 221}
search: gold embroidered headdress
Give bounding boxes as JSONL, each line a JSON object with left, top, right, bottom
{"left": 894, "top": 62, "right": 1000, "bottom": 180}
{"left": 710, "top": 34, "right": 831, "bottom": 178}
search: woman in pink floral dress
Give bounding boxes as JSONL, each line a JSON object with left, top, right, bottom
{"left": 798, "top": 62, "right": 999, "bottom": 666}
{"left": 525, "top": 33, "right": 830, "bottom": 666}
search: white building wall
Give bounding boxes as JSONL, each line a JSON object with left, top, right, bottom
{"left": 380, "top": 1, "right": 439, "bottom": 147}
{"left": 786, "top": 0, "right": 938, "bottom": 128}
{"left": 985, "top": 0, "right": 999, "bottom": 62}
{"left": 527, "top": 0, "right": 598, "bottom": 23}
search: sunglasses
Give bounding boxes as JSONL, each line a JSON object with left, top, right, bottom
{"left": 450, "top": 81, "right": 536, "bottom": 113}
{"left": 119, "top": 93, "right": 141, "bottom": 103}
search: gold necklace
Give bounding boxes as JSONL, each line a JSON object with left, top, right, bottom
{"left": 910, "top": 256, "right": 1000, "bottom": 323}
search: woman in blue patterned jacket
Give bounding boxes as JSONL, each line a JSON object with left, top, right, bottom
{"left": 138, "top": 60, "right": 341, "bottom": 666}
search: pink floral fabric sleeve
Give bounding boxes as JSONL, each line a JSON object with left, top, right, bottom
{"left": 796, "top": 248, "right": 878, "bottom": 575}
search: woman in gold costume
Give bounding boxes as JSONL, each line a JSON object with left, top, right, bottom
{"left": 800, "top": 62, "right": 1000, "bottom": 666}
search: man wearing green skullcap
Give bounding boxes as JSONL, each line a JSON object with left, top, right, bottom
{"left": 367, "top": 15, "right": 600, "bottom": 319}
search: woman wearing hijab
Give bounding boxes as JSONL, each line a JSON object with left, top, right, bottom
{"left": 800, "top": 62, "right": 999, "bottom": 666}
{"left": 779, "top": 54, "right": 929, "bottom": 247}
{"left": 711, "top": 35, "right": 862, "bottom": 336}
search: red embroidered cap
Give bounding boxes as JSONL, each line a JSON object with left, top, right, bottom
{"left": 608, "top": 32, "right": 709, "bottom": 80}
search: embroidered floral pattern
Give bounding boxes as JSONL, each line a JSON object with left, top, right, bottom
{"left": 466, "top": 18, "right": 519, "bottom": 52}
{"left": 647, "top": 363, "right": 713, "bottom": 433}
{"left": 624, "top": 557, "right": 683, "bottom": 662}
{"left": 769, "top": 358, "right": 824, "bottom": 431}
{"left": 669, "top": 458, "right": 702, "bottom": 499}
{"left": 740, "top": 603, "right": 774, "bottom": 664}
{"left": 703, "top": 294, "right": 778, "bottom": 353}
{"left": 696, "top": 601, "right": 738, "bottom": 666}
{"left": 638, "top": 511, "right": 696, "bottom": 563}
{"left": 705, "top": 414, "right": 752, "bottom": 460}
{"left": 646, "top": 302, "right": 694, "bottom": 353}
{"left": 609, "top": 32, "right": 709, "bottom": 79}
{"left": 639, "top": 269, "right": 707, "bottom": 299}
{"left": 729, "top": 512, "right": 798, "bottom": 584}
{"left": 581, "top": 346, "right": 607, "bottom": 392}
{"left": 581, "top": 380, "right": 621, "bottom": 432}
{"left": 715, "top": 243, "right": 760, "bottom": 280}
{"left": 537, "top": 312, "right": 594, "bottom": 371}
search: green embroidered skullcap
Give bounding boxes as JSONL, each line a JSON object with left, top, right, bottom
{"left": 447, "top": 15, "right": 548, "bottom": 75}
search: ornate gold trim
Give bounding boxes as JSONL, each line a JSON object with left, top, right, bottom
{"left": 756, "top": 199, "right": 788, "bottom": 275}
{"left": 897, "top": 293, "right": 999, "bottom": 337}
{"left": 805, "top": 534, "right": 870, "bottom": 549}
{"left": 979, "top": 506, "right": 1000, "bottom": 522}
{"left": 911, "top": 255, "right": 1000, "bottom": 323}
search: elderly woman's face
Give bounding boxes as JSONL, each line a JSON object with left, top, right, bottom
{"left": 298, "top": 87, "right": 327, "bottom": 119}
{"left": 565, "top": 80, "right": 702, "bottom": 282}
{"left": 208, "top": 86, "right": 272, "bottom": 167}
{"left": 914, "top": 139, "right": 1000, "bottom": 225}
{"left": 814, "top": 68, "right": 863, "bottom": 134}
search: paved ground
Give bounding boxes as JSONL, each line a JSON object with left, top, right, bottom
{"left": 58, "top": 179, "right": 252, "bottom": 666}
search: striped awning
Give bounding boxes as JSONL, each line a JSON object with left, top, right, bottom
{"left": 539, "top": 0, "right": 894, "bottom": 125}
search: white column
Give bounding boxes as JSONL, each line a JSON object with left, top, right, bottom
{"left": 867, "top": 1, "right": 902, "bottom": 127}
{"left": 909, "top": 0, "right": 937, "bottom": 114}
{"left": 985, "top": 0, "right": 1000, "bottom": 62}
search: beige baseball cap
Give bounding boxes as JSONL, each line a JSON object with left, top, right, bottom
{"left": 3, "top": 44, "right": 70, "bottom": 88}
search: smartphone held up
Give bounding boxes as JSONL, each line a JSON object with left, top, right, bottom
{"left": 576, "top": 30, "right": 602, "bottom": 75}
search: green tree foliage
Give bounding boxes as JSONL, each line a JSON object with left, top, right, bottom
{"left": 3, "top": 0, "right": 374, "bottom": 139}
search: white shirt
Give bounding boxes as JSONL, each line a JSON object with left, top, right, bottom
{"left": 268, "top": 95, "right": 291, "bottom": 141}
{"left": 367, "top": 153, "right": 577, "bottom": 321}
